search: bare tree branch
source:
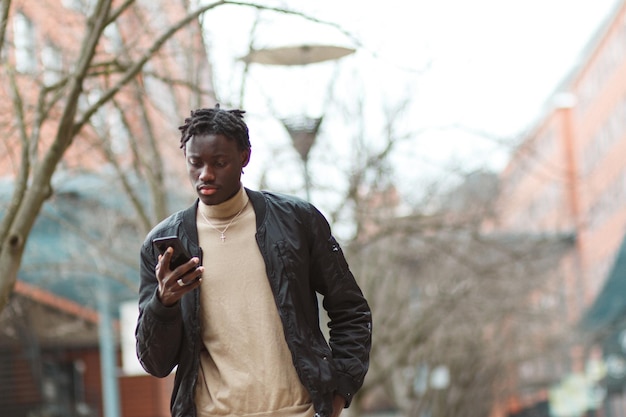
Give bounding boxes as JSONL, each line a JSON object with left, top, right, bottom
{"left": 0, "top": 0, "right": 10, "bottom": 59}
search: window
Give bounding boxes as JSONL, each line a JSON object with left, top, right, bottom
{"left": 61, "top": 0, "right": 93, "bottom": 14}
{"left": 42, "top": 43, "right": 63, "bottom": 85}
{"left": 13, "top": 12, "right": 36, "bottom": 73}
{"left": 103, "top": 22, "right": 124, "bottom": 54}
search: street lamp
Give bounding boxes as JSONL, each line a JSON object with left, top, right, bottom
{"left": 240, "top": 44, "right": 355, "bottom": 201}
{"left": 240, "top": 44, "right": 355, "bottom": 66}
{"left": 280, "top": 115, "right": 323, "bottom": 200}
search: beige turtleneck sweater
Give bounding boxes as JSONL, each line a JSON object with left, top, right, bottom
{"left": 194, "top": 187, "right": 314, "bottom": 417}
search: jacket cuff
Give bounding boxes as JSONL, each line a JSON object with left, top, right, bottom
{"left": 146, "top": 289, "right": 182, "bottom": 322}
{"left": 335, "top": 372, "right": 361, "bottom": 408}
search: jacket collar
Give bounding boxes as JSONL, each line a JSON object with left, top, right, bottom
{"left": 245, "top": 188, "right": 266, "bottom": 230}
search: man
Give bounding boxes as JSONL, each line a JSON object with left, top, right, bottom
{"left": 136, "top": 105, "right": 372, "bottom": 417}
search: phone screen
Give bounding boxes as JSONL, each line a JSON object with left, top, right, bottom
{"left": 152, "top": 236, "right": 192, "bottom": 269}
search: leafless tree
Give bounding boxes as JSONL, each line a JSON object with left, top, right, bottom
{"left": 337, "top": 168, "right": 576, "bottom": 416}
{"left": 0, "top": 0, "right": 343, "bottom": 312}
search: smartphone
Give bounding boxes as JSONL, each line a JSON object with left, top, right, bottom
{"left": 152, "top": 235, "right": 193, "bottom": 270}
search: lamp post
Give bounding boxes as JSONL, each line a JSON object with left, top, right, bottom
{"left": 279, "top": 115, "right": 322, "bottom": 201}
{"left": 240, "top": 44, "right": 355, "bottom": 202}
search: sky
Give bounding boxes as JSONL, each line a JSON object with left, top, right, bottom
{"left": 201, "top": 0, "right": 621, "bottom": 202}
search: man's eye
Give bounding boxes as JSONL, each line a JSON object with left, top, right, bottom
{"left": 215, "top": 160, "right": 227, "bottom": 168}
{"left": 189, "top": 159, "right": 202, "bottom": 167}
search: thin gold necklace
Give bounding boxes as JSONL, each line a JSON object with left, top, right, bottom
{"left": 200, "top": 201, "right": 248, "bottom": 243}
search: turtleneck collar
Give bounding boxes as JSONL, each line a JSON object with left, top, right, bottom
{"left": 199, "top": 186, "right": 249, "bottom": 220}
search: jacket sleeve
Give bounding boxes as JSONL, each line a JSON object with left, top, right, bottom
{"left": 135, "top": 238, "right": 184, "bottom": 377}
{"left": 308, "top": 205, "right": 372, "bottom": 405}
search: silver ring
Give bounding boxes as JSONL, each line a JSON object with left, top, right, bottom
{"left": 177, "top": 278, "right": 185, "bottom": 287}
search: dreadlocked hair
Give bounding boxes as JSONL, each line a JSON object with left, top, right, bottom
{"left": 178, "top": 104, "right": 251, "bottom": 150}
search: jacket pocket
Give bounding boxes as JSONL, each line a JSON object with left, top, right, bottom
{"left": 275, "top": 240, "right": 298, "bottom": 281}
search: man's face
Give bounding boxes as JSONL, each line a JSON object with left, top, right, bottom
{"left": 185, "top": 133, "right": 250, "bottom": 206}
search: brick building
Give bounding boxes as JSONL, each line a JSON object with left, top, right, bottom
{"left": 493, "top": 0, "right": 626, "bottom": 415}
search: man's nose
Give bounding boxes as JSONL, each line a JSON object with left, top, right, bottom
{"left": 199, "top": 166, "right": 215, "bottom": 181}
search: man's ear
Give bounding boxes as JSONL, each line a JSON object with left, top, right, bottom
{"left": 241, "top": 148, "right": 251, "bottom": 167}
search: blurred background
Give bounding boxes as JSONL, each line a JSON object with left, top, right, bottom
{"left": 0, "top": 0, "right": 625, "bottom": 416}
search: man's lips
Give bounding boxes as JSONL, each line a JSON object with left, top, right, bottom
{"left": 198, "top": 185, "right": 218, "bottom": 196}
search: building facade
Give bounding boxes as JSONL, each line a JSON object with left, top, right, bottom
{"left": 493, "top": 0, "right": 626, "bottom": 415}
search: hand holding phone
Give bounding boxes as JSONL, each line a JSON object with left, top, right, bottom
{"left": 152, "top": 235, "right": 202, "bottom": 306}
{"left": 152, "top": 235, "right": 192, "bottom": 270}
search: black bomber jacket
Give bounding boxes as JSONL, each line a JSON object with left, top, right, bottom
{"left": 136, "top": 188, "right": 372, "bottom": 417}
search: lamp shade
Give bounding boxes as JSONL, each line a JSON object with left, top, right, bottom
{"left": 240, "top": 44, "right": 355, "bottom": 66}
